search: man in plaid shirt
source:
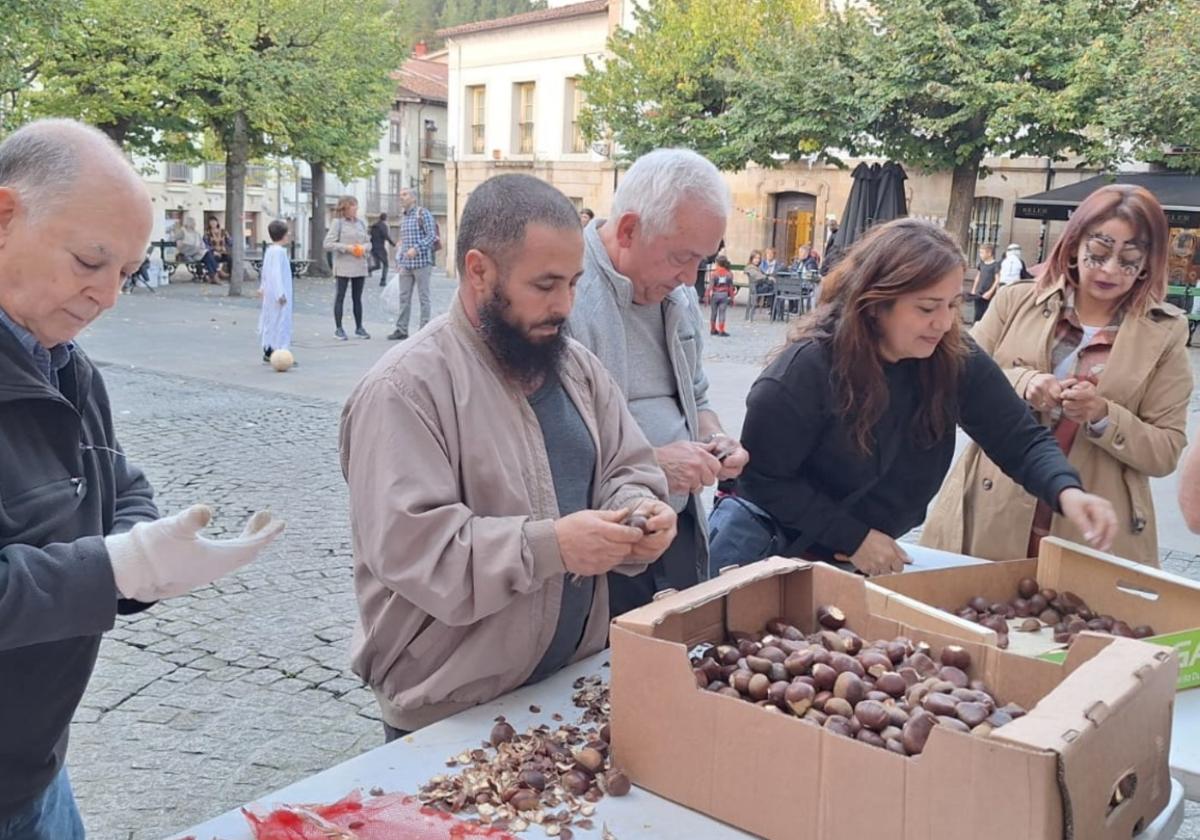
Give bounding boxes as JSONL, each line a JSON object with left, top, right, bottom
{"left": 388, "top": 187, "right": 438, "bottom": 340}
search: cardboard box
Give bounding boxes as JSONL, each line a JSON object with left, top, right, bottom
{"left": 610, "top": 557, "right": 1177, "bottom": 840}
{"left": 873, "top": 537, "right": 1200, "bottom": 691}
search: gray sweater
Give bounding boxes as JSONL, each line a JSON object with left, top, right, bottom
{"left": 566, "top": 221, "right": 713, "bottom": 554}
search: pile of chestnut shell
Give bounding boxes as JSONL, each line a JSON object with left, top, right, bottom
{"left": 689, "top": 607, "right": 1025, "bottom": 756}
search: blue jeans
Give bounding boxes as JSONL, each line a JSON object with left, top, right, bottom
{"left": 0, "top": 767, "right": 85, "bottom": 840}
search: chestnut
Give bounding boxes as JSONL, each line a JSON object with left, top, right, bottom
{"left": 886, "top": 738, "right": 908, "bottom": 756}
{"left": 998, "top": 702, "right": 1027, "bottom": 719}
{"left": 856, "top": 729, "right": 887, "bottom": 748}
{"left": 730, "top": 669, "right": 754, "bottom": 694}
{"left": 574, "top": 747, "right": 605, "bottom": 774}
{"left": 511, "top": 788, "right": 544, "bottom": 810}
{"left": 811, "top": 663, "right": 838, "bottom": 692}
{"left": 824, "top": 697, "right": 854, "bottom": 718}
{"left": 1132, "top": 625, "right": 1155, "bottom": 639}
{"left": 987, "top": 709, "right": 1013, "bottom": 728}
{"left": 817, "top": 604, "right": 847, "bottom": 630}
{"left": 923, "top": 693, "right": 958, "bottom": 717}
{"left": 907, "top": 652, "right": 938, "bottom": 678}
{"left": 1039, "top": 608, "right": 1061, "bottom": 626}
{"left": 785, "top": 681, "right": 816, "bottom": 716}
{"left": 855, "top": 700, "right": 890, "bottom": 732}
{"left": 757, "top": 645, "right": 786, "bottom": 665}
{"left": 519, "top": 769, "right": 547, "bottom": 791}
{"left": 836, "top": 628, "right": 864, "bottom": 655}
{"left": 814, "top": 690, "right": 833, "bottom": 711}
{"left": 1018, "top": 618, "right": 1042, "bottom": 633}
{"left": 940, "top": 645, "right": 972, "bottom": 671}
{"left": 767, "top": 680, "right": 790, "bottom": 708}
{"left": 785, "top": 650, "right": 815, "bottom": 677}
{"left": 956, "top": 701, "right": 989, "bottom": 728}
{"left": 833, "top": 672, "right": 866, "bottom": 706}
{"left": 1012, "top": 597, "right": 1032, "bottom": 618}
{"left": 901, "top": 709, "right": 937, "bottom": 755}
{"left": 968, "top": 595, "right": 990, "bottom": 614}
{"left": 829, "top": 652, "right": 864, "bottom": 677}
{"left": 875, "top": 672, "right": 906, "bottom": 698}
{"left": 746, "top": 655, "right": 773, "bottom": 675}
{"left": 747, "top": 673, "right": 771, "bottom": 701}
{"left": 938, "top": 665, "right": 969, "bottom": 689}
{"left": 490, "top": 721, "right": 516, "bottom": 746}
{"left": 937, "top": 716, "right": 971, "bottom": 734}
{"left": 714, "top": 645, "right": 741, "bottom": 666}
{"left": 1039, "top": 588, "right": 1058, "bottom": 603}
{"left": 1111, "top": 621, "right": 1135, "bottom": 638}
{"left": 769, "top": 663, "right": 789, "bottom": 683}
{"left": 1017, "top": 577, "right": 1040, "bottom": 599}
{"left": 1027, "top": 593, "right": 1048, "bottom": 614}
{"left": 824, "top": 715, "right": 854, "bottom": 738}
{"left": 859, "top": 650, "right": 892, "bottom": 678}
{"left": 603, "top": 769, "right": 631, "bottom": 797}
{"left": 562, "top": 769, "right": 592, "bottom": 796}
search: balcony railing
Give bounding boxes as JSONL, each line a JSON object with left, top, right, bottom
{"left": 202, "top": 162, "right": 267, "bottom": 187}
{"left": 421, "top": 139, "right": 448, "bottom": 162}
{"left": 166, "top": 162, "right": 191, "bottom": 183}
{"left": 367, "top": 192, "right": 448, "bottom": 217}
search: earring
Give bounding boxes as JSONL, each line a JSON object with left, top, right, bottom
{"left": 1067, "top": 256, "right": 1078, "bottom": 269}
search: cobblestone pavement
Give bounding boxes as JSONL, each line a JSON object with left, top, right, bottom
{"left": 66, "top": 273, "right": 1200, "bottom": 839}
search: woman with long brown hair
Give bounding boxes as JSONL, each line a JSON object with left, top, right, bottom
{"left": 707, "top": 218, "right": 1118, "bottom": 576}
{"left": 922, "top": 186, "right": 1192, "bottom": 566}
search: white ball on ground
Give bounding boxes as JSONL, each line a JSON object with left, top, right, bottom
{"left": 269, "top": 349, "right": 294, "bottom": 372}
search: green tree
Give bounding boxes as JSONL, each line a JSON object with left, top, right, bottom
{"left": 579, "top": 0, "right": 819, "bottom": 170}
{"left": 1078, "top": 0, "right": 1200, "bottom": 173}
{"left": 276, "top": 1, "right": 409, "bottom": 273}
{"left": 586, "top": 0, "right": 1141, "bottom": 250}
{"left": 0, "top": 0, "right": 70, "bottom": 130}
{"left": 26, "top": 0, "right": 195, "bottom": 157}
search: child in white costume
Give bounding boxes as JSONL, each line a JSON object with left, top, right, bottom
{"left": 258, "top": 219, "right": 294, "bottom": 364}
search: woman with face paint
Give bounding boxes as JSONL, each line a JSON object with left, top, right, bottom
{"left": 923, "top": 185, "right": 1193, "bottom": 566}
{"left": 707, "top": 218, "right": 1117, "bottom": 578}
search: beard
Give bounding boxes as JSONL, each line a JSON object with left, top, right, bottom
{"left": 478, "top": 284, "right": 567, "bottom": 387}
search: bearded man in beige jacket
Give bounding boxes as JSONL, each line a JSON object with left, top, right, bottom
{"left": 340, "top": 174, "right": 676, "bottom": 739}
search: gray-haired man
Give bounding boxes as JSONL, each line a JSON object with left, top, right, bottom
{"left": 0, "top": 120, "right": 283, "bottom": 839}
{"left": 387, "top": 187, "right": 437, "bottom": 340}
{"left": 567, "top": 148, "right": 750, "bottom": 618}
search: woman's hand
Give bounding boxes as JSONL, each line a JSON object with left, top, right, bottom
{"left": 1058, "top": 488, "right": 1118, "bottom": 551}
{"left": 1061, "top": 379, "right": 1108, "bottom": 424}
{"left": 835, "top": 529, "right": 911, "bottom": 576}
{"left": 1024, "top": 373, "right": 1064, "bottom": 413}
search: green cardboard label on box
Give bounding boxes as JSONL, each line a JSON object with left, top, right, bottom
{"left": 1038, "top": 629, "right": 1200, "bottom": 691}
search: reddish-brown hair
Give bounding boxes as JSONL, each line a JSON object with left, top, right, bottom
{"left": 784, "top": 218, "right": 969, "bottom": 455}
{"left": 1042, "top": 184, "right": 1168, "bottom": 314}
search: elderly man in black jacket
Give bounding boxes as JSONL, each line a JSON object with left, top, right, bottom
{"left": 0, "top": 119, "right": 284, "bottom": 840}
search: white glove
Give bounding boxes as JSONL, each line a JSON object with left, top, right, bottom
{"left": 106, "top": 505, "right": 284, "bottom": 602}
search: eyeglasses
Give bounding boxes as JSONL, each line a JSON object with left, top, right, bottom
{"left": 1081, "top": 245, "right": 1145, "bottom": 277}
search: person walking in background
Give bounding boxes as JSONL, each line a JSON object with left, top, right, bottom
{"left": 370, "top": 212, "right": 394, "bottom": 287}
{"left": 709, "top": 256, "right": 736, "bottom": 337}
{"left": 323, "top": 195, "right": 371, "bottom": 341}
{"left": 387, "top": 187, "right": 437, "bottom": 341}
{"left": 258, "top": 220, "right": 294, "bottom": 366}
{"left": 971, "top": 243, "right": 999, "bottom": 322}
{"left": 923, "top": 185, "right": 1192, "bottom": 566}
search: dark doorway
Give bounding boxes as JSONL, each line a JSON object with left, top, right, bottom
{"left": 772, "top": 192, "right": 817, "bottom": 263}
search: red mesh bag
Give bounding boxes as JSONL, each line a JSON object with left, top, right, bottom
{"left": 243, "top": 791, "right": 516, "bottom": 840}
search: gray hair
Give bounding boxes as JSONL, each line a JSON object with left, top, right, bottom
{"left": 611, "top": 148, "right": 731, "bottom": 240}
{"left": 456, "top": 174, "right": 580, "bottom": 277}
{"left": 0, "top": 119, "right": 131, "bottom": 219}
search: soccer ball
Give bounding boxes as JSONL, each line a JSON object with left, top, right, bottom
{"left": 269, "top": 349, "right": 295, "bottom": 372}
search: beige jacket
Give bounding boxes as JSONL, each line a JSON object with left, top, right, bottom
{"left": 323, "top": 216, "right": 370, "bottom": 277}
{"left": 339, "top": 298, "right": 669, "bottom": 730}
{"left": 922, "top": 279, "right": 1193, "bottom": 566}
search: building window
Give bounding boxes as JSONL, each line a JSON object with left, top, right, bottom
{"left": 565, "top": 78, "right": 586, "bottom": 153}
{"left": 468, "top": 86, "right": 486, "bottom": 154}
{"left": 166, "top": 162, "right": 191, "bottom": 184}
{"left": 969, "top": 197, "right": 1004, "bottom": 266}
{"left": 514, "top": 82, "right": 535, "bottom": 154}
{"left": 204, "top": 162, "right": 226, "bottom": 184}
{"left": 389, "top": 119, "right": 402, "bottom": 153}
{"left": 246, "top": 165, "right": 267, "bottom": 189}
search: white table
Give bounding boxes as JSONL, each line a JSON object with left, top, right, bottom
{"left": 1171, "top": 688, "right": 1200, "bottom": 800}
{"left": 170, "top": 654, "right": 1184, "bottom": 840}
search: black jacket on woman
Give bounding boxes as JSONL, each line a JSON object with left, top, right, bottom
{"left": 735, "top": 338, "right": 1082, "bottom": 560}
{"left": 0, "top": 329, "right": 158, "bottom": 814}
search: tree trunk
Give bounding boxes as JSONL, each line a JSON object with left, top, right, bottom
{"left": 308, "top": 160, "right": 330, "bottom": 276}
{"left": 225, "top": 110, "right": 249, "bottom": 297}
{"left": 945, "top": 151, "right": 984, "bottom": 255}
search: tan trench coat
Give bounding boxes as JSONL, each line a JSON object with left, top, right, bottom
{"left": 922, "top": 279, "right": 1192, "bottom": 566}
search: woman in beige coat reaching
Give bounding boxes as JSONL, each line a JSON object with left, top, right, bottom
{"left": 923, "top": 185, "right": 1193, "bottom": 566}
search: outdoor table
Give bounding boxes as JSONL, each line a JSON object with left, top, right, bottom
{"left": 170, "top": 651, "right": 1186, "bottom": 840}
